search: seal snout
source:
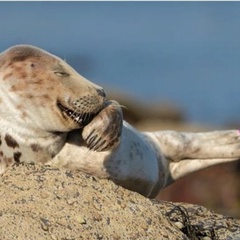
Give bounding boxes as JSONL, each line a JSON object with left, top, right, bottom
{"left": 96, "top": 88, "right": 106, "bottom": 99}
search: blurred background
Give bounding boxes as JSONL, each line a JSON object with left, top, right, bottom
{"left": 0, "top": 2, "right": 240, "bottom": 217}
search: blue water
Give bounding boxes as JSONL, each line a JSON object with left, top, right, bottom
{"left": 1, "top": 2, "right": 240, "bottom": 126}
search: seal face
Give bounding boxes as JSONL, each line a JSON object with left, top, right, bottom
{"left": 0, "top": 45, "right": 106, "bottom": 132}
{"left": 0, "top": 45, "right": 123, "bottom": 173}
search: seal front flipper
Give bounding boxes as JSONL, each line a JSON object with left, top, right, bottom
{"left": 82, "top": 100, "right": 123, "bottom": 151}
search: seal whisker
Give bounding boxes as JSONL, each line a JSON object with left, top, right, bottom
{"left": 58, "top": 101, "right": 98, "bottom": 129}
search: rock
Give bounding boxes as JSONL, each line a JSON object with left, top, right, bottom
{"left": 158, "top": 162, "right": 240, "bottom": 219}
{"left": 0, "top": 163, "right": 239, "bottom": 239}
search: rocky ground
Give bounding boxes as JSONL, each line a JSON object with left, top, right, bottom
{"left": 1, "top": 91, "right": 240, "bottom": 239}
{"left": 0, "top": 163, "right": 240, "bottom": 240}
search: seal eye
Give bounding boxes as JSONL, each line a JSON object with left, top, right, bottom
{"left": 54, "top": 72, "right": 69, "bottom": 77}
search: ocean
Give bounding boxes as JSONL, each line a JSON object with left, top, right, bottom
{"left": 1, "top": 2, "right": 240, "bottom": 126}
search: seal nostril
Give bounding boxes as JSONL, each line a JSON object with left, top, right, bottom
{"left": 96, "top": 88, "right": 106, "bottom": 98}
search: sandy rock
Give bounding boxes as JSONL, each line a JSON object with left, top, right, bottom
{"left": 0, "top": 164, "right": 239, "bottom": 240}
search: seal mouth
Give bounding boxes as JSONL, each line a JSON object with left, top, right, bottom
{"left": 57, "top": 101, "right": 98, "bottom": 127}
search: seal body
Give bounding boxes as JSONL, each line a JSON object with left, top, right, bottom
{"left": 50, "top": 122, "right": 165, "bottom": 197}
{"left": 1, "top": 45, "right": 240, "bottom": 198}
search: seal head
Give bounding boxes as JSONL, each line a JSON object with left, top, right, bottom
{"left": 0, "top": 45, "right": 106, "bottom": 133}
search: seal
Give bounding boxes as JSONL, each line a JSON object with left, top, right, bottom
{"left": 1, "top": 45, "right": 240, "bottom": 198}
